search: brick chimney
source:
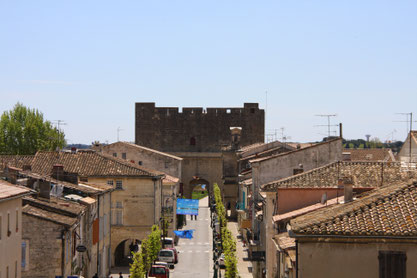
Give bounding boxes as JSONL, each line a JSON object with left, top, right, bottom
{"left": 52, "top": 164, "right": 64, "bottom": 181}
{"left": 39, "top": 180, "right": 51, "bottom": 200}
{"left": 338, "top": 176, "right": 354, "bottom": 203}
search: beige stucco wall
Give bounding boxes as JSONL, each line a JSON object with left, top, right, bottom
{"left": 0, "top": 198, "right": 22, "bottom": 278}
{"left": 89, "top": 176, "right": 162, "bottom": 267}
{"left": 298, "top": 240, "right": 417, "bottom": 278}
{"left": 98, "top": 142, "right": 182, "bottom": 179}
{"left": 398, "top": 133, "right": 417, "bottom": 162}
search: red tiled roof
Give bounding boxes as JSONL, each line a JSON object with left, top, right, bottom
{"left": 290, "top": 181, "right": 417, "bottom": 237}
{"left": 31, "top": 151, "right": 160, "bottom": 177}
{"left": 22, "top": 204, "right": 77, "bottom": 227}
{"left": 343, "top": 148, "right": 394, "bottom": 162}
{"left": 0, "top": 155, "right": 34, "bottom": 169}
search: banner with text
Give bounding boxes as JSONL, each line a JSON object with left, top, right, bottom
{"left": 176, "top": 199, "right": 199, "bottom": 215}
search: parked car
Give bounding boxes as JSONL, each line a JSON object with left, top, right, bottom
{"left": 154, "top": 261, "right": 169, "bottom": 268}
{"left": 149, "top": 264, "right": 170, "bottom": 278}
{"left": 158, "top": 249, "right": 175, "bottom": 269}
{"left": 167, "top": 247, "right": 179, "bottom": 264}
{"left": 218, "top": 253, "right": 225, "bottom": 269}
{"left": 162, "top": 237, "right": 174, "bottom": 248}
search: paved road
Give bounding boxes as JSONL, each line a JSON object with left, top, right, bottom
{"left": 110, "top": 196, "right": 213, "bottom": 278}
{"left": 172, "top": 196, "right": 213, "bottom": 278}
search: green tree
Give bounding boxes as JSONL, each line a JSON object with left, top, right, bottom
{"left": 0, "top": 103, "right": 65, "bottom": 154}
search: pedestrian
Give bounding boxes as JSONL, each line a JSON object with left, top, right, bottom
{"left": 119, "top": 272, "right": 123, "bottom": 278}
{"left": 92, "top": 273, "right": 98, "bottom": 278}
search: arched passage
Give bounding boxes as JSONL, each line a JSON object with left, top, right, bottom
{"left": 190, "top": 178, "right": 210, "bottom": 200}
{"left": 114, "top": 238, "right": 141, "bottom": 267}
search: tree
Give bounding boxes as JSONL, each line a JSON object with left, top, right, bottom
{"left": 0, "top": 103, "right": 65, "bottom": 155}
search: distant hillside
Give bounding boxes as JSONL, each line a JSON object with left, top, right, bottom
{"left": 342, "top": 139, "right": 403, "bottom": 153}
{"left": 65, "top": 143, "right": 91, "bottom": 150}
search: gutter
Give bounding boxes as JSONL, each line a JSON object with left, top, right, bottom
{"left": 288, "top": 230, "right": 417, "bottom": 240}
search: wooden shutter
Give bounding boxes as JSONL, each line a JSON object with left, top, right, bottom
{"left": 379, "top": 251, "right": 406, "bottom": 278}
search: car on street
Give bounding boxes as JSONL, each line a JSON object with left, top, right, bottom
{"left": 162, "top": 237, "right": 174, "bottom": 248}
{"left": 158, "top": 249, "right": 175, "bottom": 269}
{"left": 149, "top": 264, "right": 170, "bottom": 278}
{"left": 167, "top": 247, "right": 179, "bottom": 264}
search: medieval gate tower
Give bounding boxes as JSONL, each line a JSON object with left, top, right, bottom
{"left": 135, "top": 102, "right": 265, "bottom": 213}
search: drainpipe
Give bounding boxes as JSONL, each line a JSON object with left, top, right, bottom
{"left": 61, "top": 229, "right": 67, "bottom": 277}
{"left": 295, "top": 240, "right": 299, "bottom": 278}
{"left": 97, "top": 194, "right": 100, "bottom": 276}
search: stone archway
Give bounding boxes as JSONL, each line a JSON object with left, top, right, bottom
{"left": 114, "top": 238, "right": 141, "bottom": 267}
{"left": 189, "top": 178, "right": 210, "bottom": 200}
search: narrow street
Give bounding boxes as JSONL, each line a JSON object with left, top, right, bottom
{"left": 110, "top": 196, "right": 213, "bottom": 278}
{"left": 172, "top": 196, "right": 213, "bottom": 278}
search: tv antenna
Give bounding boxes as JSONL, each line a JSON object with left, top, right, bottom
{"left": 117, "top": 127, "right": 123, "bottom": 142}
{"left": 314, "top": 114, "right": 338, "bottom": 138}
{"left": 52, "top": 120, "right": 67, "bottom": 150}
{"left": 394, "top": 112, "right": 416, "bottom": 162}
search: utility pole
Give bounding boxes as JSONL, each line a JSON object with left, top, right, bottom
{"left": 315, "top": 114, "right": 337, "bottom": 138}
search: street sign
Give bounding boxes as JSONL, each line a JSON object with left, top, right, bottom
{"left": 176, "top": 199, "right": 199, "bottom": 215}
{"left": 76, "top": 245, "right": 87, "bottom": 252}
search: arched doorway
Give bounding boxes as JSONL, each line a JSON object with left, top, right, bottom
{"left": 114, "top": 239, "right": 141, "bottom": 267}
{"left": 190, "top": 178, "right": 210, "bottom": 200}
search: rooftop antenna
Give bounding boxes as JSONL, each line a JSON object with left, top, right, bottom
{"left": 314, "top": 114, "right": 338, "bottom": 138}
{"left": 52, "top": 120, "right": 67, "bottom": 151}
{"left": 395, "top": 112, "right": 416, "bottom": 162}
{"left": 117, "top": 127, "right": 123, "bottom": 142}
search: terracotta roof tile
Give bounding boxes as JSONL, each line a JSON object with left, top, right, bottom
{"left": 343, "top": 148, "right": 395, "bottom": 162}
{"left": 31, "top": 151, "right": 160, "bottom": 177}
{"left": 262, "top": 161, "right": 417, "bottom": 192}
{"left": 290, "top": 181, "right": 417, "bottom": 237}
{"left": 22, "top": 204, "right": 77, "bottom": 227}
{"left": 0, "top": 155, "right": 34, "bottom": 169}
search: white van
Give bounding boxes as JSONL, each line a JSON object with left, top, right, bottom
{"left": 158, "top": 249, "right": 175, "bottom": 269}
{"left": 162, "top": 237, "right": 174, "bottom": 248}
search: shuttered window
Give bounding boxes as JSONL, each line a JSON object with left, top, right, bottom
{"left": 379, "top": 251, "right": 406, "bottom": 278}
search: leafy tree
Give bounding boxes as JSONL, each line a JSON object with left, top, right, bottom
{"left": 0, "top": 103, "right": 65, "bottom": 154}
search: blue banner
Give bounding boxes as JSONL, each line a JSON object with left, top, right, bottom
{"left": 177, "top": 199, "right": 199, "bottom": 215}
{"left": 174, "top": 230, "right": 195, "bottom": 239}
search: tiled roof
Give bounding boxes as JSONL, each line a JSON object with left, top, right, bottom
{"left": 240, "top": 142, "right": 265, "bottom": 152}
{"left": 19, "top": 170, "right": 112, "bottom": 195}
{"left": 22, "top": 204, "right": 77, "bottom": 227}
{"left": 107, "top": 142, "right": 183, "bottom": 161}
{"left": 0, "top": 155, "right": 34, "bottom": 169}
{"left": 261, "top": 161, "right": 417, "bottom": 192}
{"left": 23, "top": 196, "right": 85, "bottom": 218}
{"left": 31, "top": 151, "right": 160, "bottom": 177}
{"left": 274, "top": 232, "right": 296, "bottom": 250}
{"left": 250, "top": 138, "right": 341, "bottom": 163}
{"left": 343, "top": 148, "right": 395, "bottom": 162}
{"left": 273, "top": 196, "right": 344, "bottom": 223}
{"left": 0, "top": 180, "right": 31, "bottom": 201}
{"left": 290, "top": 181, "right": 417, "bottom": 237}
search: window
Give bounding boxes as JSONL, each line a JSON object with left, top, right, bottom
{"left": 7, "top": 213, "right": 10, "bottom": 237}
{"left": 115, "top": 180, "right": 123, "bottom": 190}
{"left": 138, "top": 161, "right": 143, "bottom": 166}
{"left": 21, "top": 241, "right": 27, "bottom": 270}
{"left": 379, "top": 251, "right": 406, "bottom": 278}
{"left": 122, "top": 153, "right": 127, "bottom": 159}
{"left": 113, "top": 153, "right": 117, "bottom": 157}
{"left": 116, "top": 201, "right": 123, "bottom": 208}
{"left": 107, "top": 180, "right": 114, "bottom": 186}
{"left": 115, "top": 211, "right": 123, "bottom": 225}
{"left": 190, "top": 137, "right": 196, "bottom": 146}
{"left": 15, "top": 210, "right": 18, "bottom": 232}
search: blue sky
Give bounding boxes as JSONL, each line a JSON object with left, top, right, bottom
{"left": 1, "top": 1, "right": 416, "bottom": 144}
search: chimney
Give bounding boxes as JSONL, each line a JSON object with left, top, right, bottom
{"left": 6, "top": 166, "right": 18, "bottom": 184}
{"left": 71, "top": 147, "right": 77, "bottom": 154}
{"left": 22, "top": 164, "right": 31, "bottom": 171}
{"left": 39, "top": 180, "right": 51, "bottom": 199}
{"left": 52, "top": 164, "right": 64, "bottom": 181}
{"left": 338, "top": 177, "right": 353, "bottom": 203}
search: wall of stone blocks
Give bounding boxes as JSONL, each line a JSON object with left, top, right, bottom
{"left": 135, "top": 103, "right": 265, "bottom": 153}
